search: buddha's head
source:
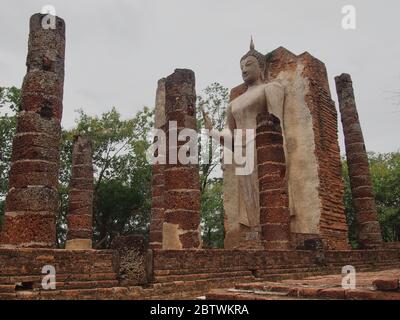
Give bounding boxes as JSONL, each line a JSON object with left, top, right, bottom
{"left": 240, "top": 38, "right": 266, "bottom": 85}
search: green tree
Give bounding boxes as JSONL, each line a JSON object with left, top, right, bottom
{"left": 59, "top": 107, "right": 154, "bottom": 248}
{"left": 0, "top": 86, "right": 20, "bottom": 225}
{"left": 342, "top": 159, "right": 358, "bottom": 248}
{"left": 370, "top": 152, "right": 400, "bottom": 241}
{"left": 0, "top": 85, "right": 153, "bottom": 248}
{"left": 57, "top": 129, "right": 73, "bottom": 247}
{"left": 200, "top": 178, "right": 224, "bottom": 248}
{"left": 343, "top": 152, "right": 400, "bottom": 246}
{"left": 196, "top": 83, "right": 229, "bottom": 248}
{"left": 197, "top": 83, "right": 229, "bottom": 192}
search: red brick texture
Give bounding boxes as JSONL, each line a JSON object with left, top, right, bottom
{"left": 163, "top": 69, "right": 201, "bottom": 249}
{"left": 0, "top": 248, "right": 118, "bottom": 298}
{"left": 256, "top": 112, "right": 290, "bottom": 249}
{"left": 373, "top": 278, "right": 399, "bottom": 291}
{"left": 266, "top": 47, "right": 348, "bottom": 250}
{"left": 152, "top": 249, "right": 400, "bottom": 281}
{"left": 149, "top": 163, "right": 165, "bottom": 249}
{"left": 149, "top": 79, "right": 167, "bottom": 249}
{"left": 66, "top": 135, "right": 94, "bottom": 243}
{"left": 299, "top": 53, "right": 348, "bottom": 250}
{"left": 335, "top": 73, "right": 382, "bottom": 248}
{"left": 0, "top": 248, "right": 399, "bottom": 299}
{"left": 0, "top": 13, "right": 65, "bottom": 248}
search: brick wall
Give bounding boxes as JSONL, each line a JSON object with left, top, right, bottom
{"left": 152, "top": 249, "right": 400, "bottom": 275}
{"left": 299, "top": 53, "right": 348, "bottom": 250}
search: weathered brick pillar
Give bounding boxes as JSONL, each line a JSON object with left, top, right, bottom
{"left": 0, "top": 13, "right": 65, "bottom": 248}
{"left": 149, "top": 78, "right": 166, "bottom": 249}
{"left": 335, "top": 73, "right": 382, "bottom": 248}
{"left": 257, "top": 113, "right": 291, "bottom": 250}
{"left": 65, "top": 135, "right": 94, "bottom": 250}
{"left": 162, "top": 69, "right": 201, "bottom": 249}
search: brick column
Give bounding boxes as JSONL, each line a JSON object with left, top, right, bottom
{"left": 0, "top": 13, "right": 65, "bottom": 248}
{"left": 257, "top": 113, "right": 291, "bottom": 250}
{"left": 335, "top": 73, "right": 382, "bottom": 248}
{"left": 65, "top": 135, "right": 94, "bottom": 250}
{"left": 149, "top": 79, "right": 166, "bottom": 249}
{"left": 162, "top": 69, "right": 201, "bottom": 249}
{"left": 149, "top": 162, "right": 165, "bottom": 249}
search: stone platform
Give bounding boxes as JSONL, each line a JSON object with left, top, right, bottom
{"left": 0, "top": 248, "right": 399, "bottom": 299}
{"left": 206, "top": 269, "right": 400, "bottom": 300}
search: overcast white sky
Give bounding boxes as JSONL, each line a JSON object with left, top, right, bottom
{"left": 1, "top": 0, "right": 399, "bottom": 153}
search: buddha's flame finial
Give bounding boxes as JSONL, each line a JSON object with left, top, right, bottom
{"left": 241, "top": 36, "right": 265, "bottom": 72}
{"left": 250, "top": 36, "right": 255, "bottom": 51}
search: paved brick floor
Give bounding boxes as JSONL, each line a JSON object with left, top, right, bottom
{"left": 206, "top": 269, "right": 400, "bottom": 300}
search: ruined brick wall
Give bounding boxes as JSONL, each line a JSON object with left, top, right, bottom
{"left": 152, "top": 249, "right": 318, "bottom": 274}
{"left": 300, "top": 53, "right": 348, "bottom": 250}
{"left": 0, "top": 248, "right": 118, "bottom": 295}
{"left": 152, "top": 249, "right": 400, "bottom": 276}
{"left": 266, "top": 48, "right": 348, "bottom": 250}
{"left": 0, "top": 13, "right": 65, "bottom": 248}
{"left": 1, "top": 247, "right": 399, "bottom": 300}
{"left": 65, "top": 135, "right": 94, "bottom": 250}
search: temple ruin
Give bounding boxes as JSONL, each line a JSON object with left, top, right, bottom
{"left": 0, "top": 13, "right": 399, "bottom": 300}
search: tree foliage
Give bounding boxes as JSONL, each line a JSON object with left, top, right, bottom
{"left": 370, "top": 152, "right": 400, "bottom": 241}
{"left": 0, "top": 85, "right": 153, "bottom": 247}
{"left": 59, "top": 107, "right": 154, "bottom": 248}
{"left": 0, "top": 87, "right": 20, "bottom": 225}
{"left": 200, "top": 178, "right": 224, "bottom": 248}
{"left": 343, "top": 152, "right": 400, "bottom": 246}
{"left": 196, "top": 83, "right": 229, "bottom": 248}
{"left": 342, "top": 159, "right": 358, "bottom": 248}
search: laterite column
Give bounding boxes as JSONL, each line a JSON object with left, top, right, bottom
{"left": 149, "top": 78, "right": 166, "bottom": 249}
{"left": 65, "top": 135, "right": 94, "bottom": 250}
{"left": 162, "top": 69, "right": 201, "bottom": 249}
{"left": 257, "top": 113, "right": 291, "bottom": 250}
{"left": 0, "top": 13, "right": 65, "bottom": 248}
{"left": 335, "top": 73, "right": 382, "bottom": 248}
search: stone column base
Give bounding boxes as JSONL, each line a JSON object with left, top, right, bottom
{"left": 65, "top": 239, "right": 92, "bottom": 250}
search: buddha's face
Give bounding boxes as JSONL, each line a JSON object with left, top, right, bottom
{"left": 240, "top": 56, "right": 262, "bottom": 85}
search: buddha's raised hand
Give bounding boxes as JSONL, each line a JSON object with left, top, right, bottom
{"left": 200, "top": 103, "right": 213, "bottom": 131}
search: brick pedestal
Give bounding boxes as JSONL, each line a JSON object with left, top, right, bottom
{"left": 335, "top": 73, "right": 382, "bottom": 248}
{"left": 0, "top": 13, "right": 65, "bottom": 248}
